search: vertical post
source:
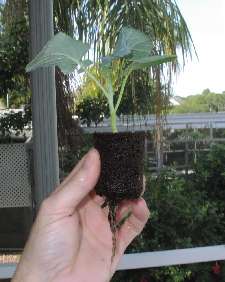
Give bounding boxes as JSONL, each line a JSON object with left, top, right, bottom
{"left": 29, "top": 0, "right": 59, "bottom": 209}
{"left": 194, "top": 128, "right": 197, "bottom": 164}
{"left": 6, "top": 93, "right": 9, "bottom": 109}
{"left": 184, "top": 124, "right": 189, "bottom": 176}
{"left": 209, "top": 122, "right": 213, "bottom": 141}
{"left": 144, "top": 132, "right": 148, "bottom": 166}
{"left": 155, "top": 68, "right": 164, "bottom": 172}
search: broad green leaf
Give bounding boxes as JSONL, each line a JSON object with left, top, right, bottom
{"left": 26, "top": 32, "right": 90, "bottom": 74}
{"left": 131, "top": 55, "right": 176, "bottom": 70}
{"left": 112, "top": 27, "right": 153, "bottom": 58}
{"left": 101, "top": 56, "right": 113, "bottom": 68}
{"left": 78, "top": 59, "right": 93, "bottom": 73}
{"left": 130, "top": 51, "right": 151, "bottom": 60}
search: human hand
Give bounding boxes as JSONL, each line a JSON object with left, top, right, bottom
{"left": 13, "top": 149, "right": 149, "bottom": 282}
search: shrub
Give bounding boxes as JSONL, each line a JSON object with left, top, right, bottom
{"left": 0, "top": 105, "right": 31, "bottom": 142}
{"left": 113, "top": 157, "right": 225, "bottom": 281}
{"left": 75, "top": 94, "right": 109, "bottom": 127}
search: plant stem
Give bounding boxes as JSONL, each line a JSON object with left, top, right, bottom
{"left": 110, "top": 108, "right": 118, "bottom": 133}
{"left": 80, "top": 63, "right": 119, "bottom": 133}
{"left": 86, "top": 69, "right": 117, "bottom": 132}
{"left": 115, "top": 67, "right": 132, "bottom": 112}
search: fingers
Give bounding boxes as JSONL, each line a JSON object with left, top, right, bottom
{"left": 59, "top": 153, "right": 88, "bottom": 187}
{"left": 117, "top": 198, "right": 150, "bottom": 254}
{"left": 51, "top": 154, "right": 88, "bottom": 195}
{"left": 46, "top": 148, "right": 101, "bottom": 213}
{"left": 89, "top": 191, "right": 105, "bottom": 206}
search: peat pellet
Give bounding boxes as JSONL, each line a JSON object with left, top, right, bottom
{"left": 94, "top": 131, "right": 145, "bottom": 204}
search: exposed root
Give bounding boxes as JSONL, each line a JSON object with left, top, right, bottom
{"left": 108, "top": 201, "right": 117, "bottom": 263}
{"left": 101, "top": 199, "right": 132, "bottom": 263}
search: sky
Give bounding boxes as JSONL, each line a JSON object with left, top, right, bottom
{"left": 173, "top": 0, "right": 225, "bottom": 97}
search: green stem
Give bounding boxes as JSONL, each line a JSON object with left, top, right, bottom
{"left": 110, "top": 108, "right": 118, "bottom": 133}
{"left": 80, "top": 62, "right": 119, "bottom": 133}
{"left": 114, "top": 68, "right": 132, "bottom": 112}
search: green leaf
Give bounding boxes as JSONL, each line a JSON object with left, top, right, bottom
{"left": 78, "top": 59, "right": 93, "bottom": 73}
{"left": 26, "top": 32, "right": 90, "bottom": 74}
{"left": 130, "top": 55, "right": 177, "bottom": 70}
{"left": 130, "top": 51, "right": 150, "bottom": 60}
{"left": 112, "top": 27, "right": 153, "bottom": 58}
{"left": 101, "top": 56, "right": 113, "bottom": 68}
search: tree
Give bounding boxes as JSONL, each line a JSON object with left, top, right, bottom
{"left": 0, "top": 0, "right": 29, "bottom": 105}
{"left": 2, "top": 0, "right": 195, "bottom": 112}
{"left": 172, "top": 90, "right": 225, "bottom": 113}
{"left": 54, "top": 0, "right": 195, "bottom": 98}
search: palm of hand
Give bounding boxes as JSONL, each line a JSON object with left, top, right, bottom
{"left": 13, "top": 150, "right": 149, "bottom": 282}
{"left": 32, "top": 195, "right": 116, "bottom": 282}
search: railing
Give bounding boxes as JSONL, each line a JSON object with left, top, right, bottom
{"left": 81, "top": 112, "right": 225, "bottom": 132}
{"left": 1, "top": 245, "right": 225, "bottom": 278}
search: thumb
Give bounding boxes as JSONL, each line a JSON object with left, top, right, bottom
{"left": 47, "top": 149, "right": 101, "bottom": 212}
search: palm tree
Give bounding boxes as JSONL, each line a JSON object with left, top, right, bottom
{"left": 54, "top": 0, "right": 195, "bottom": 63}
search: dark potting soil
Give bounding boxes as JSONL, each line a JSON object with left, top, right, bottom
{"left": 94, "top": 131, "right": 145, "bottom": 204}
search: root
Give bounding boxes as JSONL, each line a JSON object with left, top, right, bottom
{"left": 108, "top": 201, "right": 117, "bottom": 263}
{"left": 101, "top": 199, "right": 132, "bottom": 263}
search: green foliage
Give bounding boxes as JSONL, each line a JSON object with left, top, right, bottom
{"left": 131, "top": 170, "right": 224, "bottom": 253}
{"left": 4, "top": 88, "right": 31, "bottom": 108}
{"left": 0, "top": 17, "right": 29, "bottom": 98}
{"left": 75, "top": 94, "right": 109, "bottom": 126}
{"left": 116, "top": 73, "right": 154, "bottom": 115}
{"left": 59, "top": 134, "right": 93, "bottom": 179}
{"left": 111, "top": 26, "right": 153, "bottom": 59}
{"left": 0, "top": 105, "right": 31, "bottom": 141}
{"left": 79, "top": 65, "right": 155, "bottom": 116}
{"left": 113, "top": 144, "right": 225, "bottom": 281}
{"left": 172, "top": 89, "right": 225, "bottom": 113}
{"left": 54, "top": 0, "right": 194, "bottom": 66}
{"left": 26, "top": 32, "right": 90, "bottom": 75}
{"left": 26, "top": 27, "right": 176, "bottom": 132}
{"left": 193, "top": 144, "right": 225, "bottom": 212}
{"left": 0, "top": 1, "right": 30, "bottom": 107}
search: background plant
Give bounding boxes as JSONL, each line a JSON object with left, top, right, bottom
{"left": 76, "top": 94, "right": 109, "bottom": 127}
{"left": 171, "top": 89, "right": 225, "bottom": 113}
{"left": 112, "top": 144, "right": 225, "bottom": 281}
{"left": 0, "top": 105, "right": 31, "bottom": 141}
{"left": 0, "top": 1, "right": 29, "bottom": 104}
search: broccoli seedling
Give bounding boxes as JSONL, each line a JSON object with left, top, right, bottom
{"left": 26, "top": 26, "right": 176, "bottom": 133}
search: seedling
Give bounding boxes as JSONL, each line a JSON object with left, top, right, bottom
{"left": 26, "top": 27, "right": 176, "bottom": 261}
{"left": 26, "top": 26, "right": 176, "bottom": 133}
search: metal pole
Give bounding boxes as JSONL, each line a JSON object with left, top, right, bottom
{"left": 6, "top": 93, "right": 9, "bottom": 108}
{"left": 185, "top": 124, "right": 189, "bottom": 176}
{"left": 210, "top": 122, "right": 213, "bottom": 140}
{"left": 29, "top": 0, "right": 59, "bottom": 209}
